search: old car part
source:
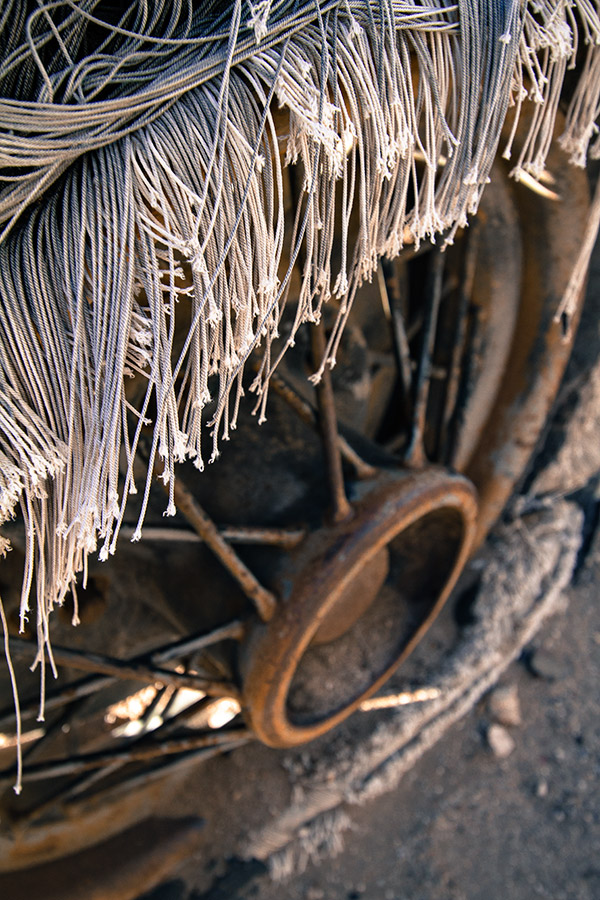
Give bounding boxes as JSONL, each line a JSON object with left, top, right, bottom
{"left": 242, "top": 469, "right": 477, "bottom": 747}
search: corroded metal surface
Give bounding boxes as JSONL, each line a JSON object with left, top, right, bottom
{"left": 463, "top": 116, "right": 590, "bottom": 545}
{"left": 241, "top": 470, "right": 478, "bottom": 747}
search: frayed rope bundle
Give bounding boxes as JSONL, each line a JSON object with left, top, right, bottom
{"left": 0, "top": 0, "right": 599, "bottom": 791}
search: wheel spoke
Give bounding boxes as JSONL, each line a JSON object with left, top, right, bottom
{"left": 166, "top": 471, "right": 278, "bottom": 622}
{"left": 441, "top": 224, "right": 480, "bottom": 464}
{"left": 404, "top": 249, "right": 445, "bottom": 467}
{"left": 0, "top": 674, "right": 115, "bottom": 730}
{"left": 77, "top": 738, "right": 251, "bottom": 800}
{"left": 310, "top": 321, "right": 353, "bottom": 523}
{"left": 0, "top": 621, "right": 245, "bottom": 732}
{"left": 153, "top": 694, "right": 218, "bottom": 735}
{"left": 0, "top": 728, "right": 252, "bottom": 786}
{"left": 359, "top": 686, "right": 441, "bottom": 710}
{"left": 13, "top": 693, "right": 237, "bottom": 820}
{"left": 63, "top": 738, "right": 250, "bottom": 805}
{"left": 215, "top": 525, "right": 305, "bottom": 548}
{"left": 60, "top": 761, "right": 126, "bottom": 802}
{"left": 8, "top": 760, "right": 128, "bottom": 829}
{"left": 268, "top": 370, "right": 377, "bottom": 479}
{"left": 378, "top": 259, "right": 412, "bottom": 407}
{"left": 116, "top": 524, "right": 306, "bottom": 549}
{"left": 8, "top": 638, "right": 239, "bottom": 698}
{"left": 15, "top": 740, "right": 248, "bottom": 829}
{"left": 137, "top": 684, "right": 174, "bottom": 730}
{"left": 150, "top": 619, "right": 244, "bottom": 665}
{"left": 19, "top": 697, "right": 88, "bottom": 765}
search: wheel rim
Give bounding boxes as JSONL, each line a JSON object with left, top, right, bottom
{"left": 242, "top": 470, "right": 477, "bottom": 747}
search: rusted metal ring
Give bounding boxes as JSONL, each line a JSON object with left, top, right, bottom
{"left": 241, "top": 469, "right": 478, "bottom": 747}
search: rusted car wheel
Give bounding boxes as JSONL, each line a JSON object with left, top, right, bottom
{"left": 0, "top": 137, "right": 590, "bottom": 890}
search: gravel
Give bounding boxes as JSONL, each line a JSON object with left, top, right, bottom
{"left": 487, "top": 684, "right": 522, "bottom": 727}
{"left": 486, "top": 723, "right": 516, "bottom": 758}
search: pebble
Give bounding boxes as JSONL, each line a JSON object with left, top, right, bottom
{"left": 488, "top": 684, "right": 522, "bottom": 727}
{"left": 535, "top": 778, "right": 549, "bottom": 798}
{"left": 487, "top": 723, "right": 516, "bottom": 758}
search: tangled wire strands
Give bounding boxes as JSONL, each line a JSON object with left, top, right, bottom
{"left": 0, "top": 0, "right": 599, "bottom": 792}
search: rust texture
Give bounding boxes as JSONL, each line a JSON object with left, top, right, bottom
{"left": 242, "top": 469, "right": 478, "bottom": 747}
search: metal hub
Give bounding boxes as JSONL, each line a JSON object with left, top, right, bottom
{"left": 310, "top": 544, "right": 389, "bottom": 647}
{"left": 242, "top": 470, "right": 478, "bottom": 747}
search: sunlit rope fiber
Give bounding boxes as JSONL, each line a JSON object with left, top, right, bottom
{"left": 0, "top": 0, "right": 599, "bottom": 792}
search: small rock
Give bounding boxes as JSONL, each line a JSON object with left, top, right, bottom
{"left": 488, "top": 684, "right": 522, "bottom": 727}
{"left": 487, "top": 723, "right": 516, "bottom": 758}
{"left": 535, "top": 778, "right": 549, "bottom": 798}
{"left": 525, "top": 648, "right": 567, "bottom": 681}
{"left": 384, "top": 890, "right": 397, "bottom": 900}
